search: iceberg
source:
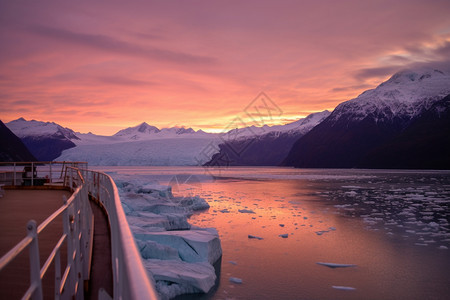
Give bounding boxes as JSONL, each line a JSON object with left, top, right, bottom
{"left": 111, "top": 174, "right": 222, "bottom": 299}
{"left": 248, "top": 234, "right": 264, "bottom": 240}
{"left": 135, "top": 229, "right": 222, "bottom": 265}
{"left": 229, "top": 277, "right": 243, "bottom": 284}
{"left": 144, "top": 259, "right": 216, "bottom": 295}
{"left": 126, "top": 212, "right": 191, "bottom": 231}
{"left": 332, "top": 286, "right": 356, "bottom": 291}
{"left": 137, "top": 240, "right": 180, "bottom": 260}
{"left": 238, "top": 209, "right": 255, "bottom": 214}
{"left": 316, "top": 262, "right": 357, "bottom": 268}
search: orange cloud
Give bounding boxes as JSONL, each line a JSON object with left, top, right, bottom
{"left": 1, "top": 1, "right": 449, "bottom": 135}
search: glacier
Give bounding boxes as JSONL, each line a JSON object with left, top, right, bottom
{"left": 8, "top": 110, "right": 332, "bottom": 166}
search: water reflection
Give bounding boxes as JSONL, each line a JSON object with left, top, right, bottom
{"left": 187, "top": 172, "right": 450, "bottom": 300}
{"left": 102, "top": 166, "right": 450, "bottom": 299}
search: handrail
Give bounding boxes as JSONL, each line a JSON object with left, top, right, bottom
{"left": 84, "top": 169, "right": 159, "bottom": 299}
{"left": 0, "top": 163, "right": 158, "bottom": 299}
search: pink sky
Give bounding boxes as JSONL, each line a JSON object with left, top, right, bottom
{"left": 1, "top": 0, "right": 450, "bottom": 135}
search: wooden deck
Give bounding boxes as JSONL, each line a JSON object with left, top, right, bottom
{"left": 0, "top": 188, "right": 113, "bottom": 299}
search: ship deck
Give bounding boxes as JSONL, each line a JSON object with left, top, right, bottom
{"left": 0, "top": 187, "right": 113, "bottom": 299}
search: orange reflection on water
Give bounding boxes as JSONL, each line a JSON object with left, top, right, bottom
{"left": 188, "top": 178, "right": 450, "bottom": 300}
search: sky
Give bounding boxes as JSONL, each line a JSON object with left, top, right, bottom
{"left": 1, "top": 0, "right": 450, "bottom": 135}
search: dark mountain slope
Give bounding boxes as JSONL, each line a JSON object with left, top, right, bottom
{"left": 358, "top": 94, "right": 450, "bottom": 169}
{"left": 0, "top": 120, "right": 36, "bottom": 162}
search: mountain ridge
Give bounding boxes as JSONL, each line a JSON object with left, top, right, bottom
{"left": 283, "top": 67, "right": 450, "bottom": 169}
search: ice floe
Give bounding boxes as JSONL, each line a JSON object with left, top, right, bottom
{"left": 248, "top": 235, "right": 264, "bottom": 240}
{"left": 238, "top": 209, "right": 256, "bottom": 214}
{"left": 111, "top": 174, "right": 222, "bottom": 299}
{"left": 316, "top": 262, "right": 357, "bottom": 268}
{"left": 144, "top": 259, "right": 216, "bottom": 297}
{"left": 229, "top": 277, "right": 243, "bottom": 284}
{"left": 332, "top": 285, "right": 356, "bottom": 291}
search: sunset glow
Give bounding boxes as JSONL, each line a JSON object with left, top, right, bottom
{"left": 1, "top": 0, "right": 450, "bottom": 135}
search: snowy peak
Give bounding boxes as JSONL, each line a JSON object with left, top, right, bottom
{"left": 6, "top": 117, "right": 79, "bottom": 140}
{"left": 159, "top": 127, "right": 196, "bottom": 135}
{"left": 330, "top": 67, "right": 450, "bottom": 123}
{"left": 381, "top": 68, "right": 447, "bottom": 86}
{"left": 113, "top": 122, "right": 210, "bottom": 140}
{"left": 114, "top": 122, "right": 160, "bottom": 138}
{"left": 223, "top": 110, "right": 331, "bottom": 139}
{"left": 281, "top": 110, "right": 331, "bottom": 133}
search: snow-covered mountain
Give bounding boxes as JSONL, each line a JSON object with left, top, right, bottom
{"left": 0, "top": 120, "right": 36, "bottom": 162}
{"left": 205, "top": 110, "right": 331, "bottom": 166}
{"left": 7, "top": 117, "right": 79, "bottom": 141}
{"left": 283, "top": 67, "right": 450, "bottom": 168}
{"left": 59, "top": 113, "right": 331, "bottom": 166}
{"left": 113, "top": 122, "right": 213, "bottom": 141}
{"left": 6, "top": 118, "right": 79, "bottom": 161}
{"left": 221, "top": 110, "right": 330, "bottom": 141}
{"left": 114, "top": 122, "right": 160, "bottom": 138}
{"left": 328, "top": 68, "right": 450, "bottom": 123}
{"left": 8, "top": 111, "right": 331, "bottom": 166}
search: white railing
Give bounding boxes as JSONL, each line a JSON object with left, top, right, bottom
{"left": 82, "top": 169, "right": 159, "bottom": 300}
{"left": 0, "top": 161, "right": 88, "bottom": 187}
{"left": 0, "top": 166, "right": 92, "bottom": 299}
{"left": 0, "top": 163, "right": 158, "bottom": 300}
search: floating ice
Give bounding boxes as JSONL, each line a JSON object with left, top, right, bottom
{"left": 135, "top": 229, "right": 222, "bottom": 264}
{"left": 178, "top": 195, "right": 210, "bottom": 211}
{"left": 332, "top": 286, "right": 356, "bottom": 291}
{"left": 315, "top": 231, "right": 326, "bottom": 235}
{"left": 137, "top": 239, "right": 180, "bottom": 260}
{"left": 238, "top": 209, "right": 256, "bottom": 214}
{"left": 111, "top": 174, "right": 222, "bottom": 299}
{"left": 279, "top": 234, "right": 289, "bottom": 238}
{"left": 248, "top": 235, "right": 264, "bottom": 240}
{"left": 127, "top": 211, "right": 191, "bottom": 231}
{"left": 229, "top": 277, "right": 243, "bottom": 284}
{"left": 138, "top": 183, "right": 172, "bottom": 197}
{"left": 316, "top": 262, "right": 357, "bottom": 268}
{"left": 144, "top": 259, "right": 216, "bottom": 295}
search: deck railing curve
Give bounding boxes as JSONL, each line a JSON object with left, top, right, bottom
{"left": 0, "top": 163, "right": 158, "bottom": 300}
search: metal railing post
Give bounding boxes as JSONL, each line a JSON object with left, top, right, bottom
{"left": 74, "top": 192, "right": 82, "bottom": 300}
{"left": 27, "top": 220, "right": 43, "bottom": 300}
{"left": 31, "top": 162, "right": 34, "bottom": 186}
{"left": 13, "top": 162, "right": 16, "bottom": 186}
{"left": 50, "top": 162, "right": 53, "bottom": 184}
{"left": 69, "top": 168, "right": 73, "bottom": 189}
{"left": 55, "top": 248, "right": 61, "bottom": 300}
{"left": 62, "top": 195, "right": 75, "bottom": 296}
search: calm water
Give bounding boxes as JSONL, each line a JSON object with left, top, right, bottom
{"left": 97, "top": 166, "right": 450, "bottom": 300}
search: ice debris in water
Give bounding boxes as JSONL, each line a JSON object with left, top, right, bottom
{"left": 279, "top": 234, "right": 289, "bottom": 238}
{"left": 144, "top": 259, "right": 216, "bottom": 295}
{"left": 112, "top": 174, "right": 222, "bottom": 299}
{"left": 238, "top": 209, "right": 256, "bottom": 214}
{"left": 332, "top": 286, "right": 356, "bottom": 291}
{"left": 229, "top": 277, "right": 243, "bottom": 284}
{"left": 316, "top": 262, "right": 357, "bottom": 268}
{"left": 248, "top": 234, "right": 264, "bottom": 240}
